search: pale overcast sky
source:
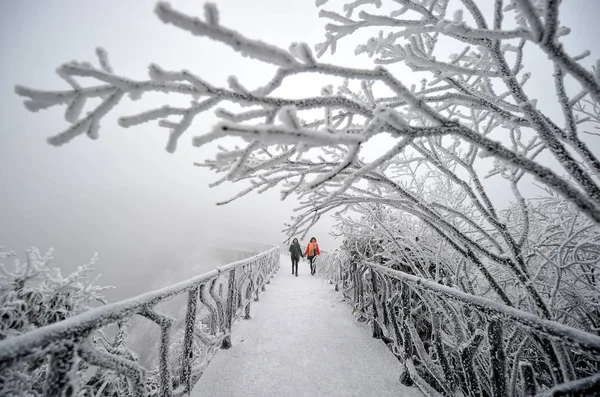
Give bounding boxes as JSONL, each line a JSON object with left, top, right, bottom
{"left": 1, "top": 0, "right": 599, "bottom": 297}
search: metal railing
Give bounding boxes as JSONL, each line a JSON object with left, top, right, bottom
{"left": 0, "top": 247, "right": 280, "bottom": 396}
{"left": 317, "top": 250, "right": 600, "bottom": 397}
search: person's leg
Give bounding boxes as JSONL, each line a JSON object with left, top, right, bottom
{"left": 292, "top": 258, "right": 298, "bottom": 276}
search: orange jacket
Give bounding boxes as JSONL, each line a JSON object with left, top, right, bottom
{"left": 304, "top": 242, "right": 320, "bottom": 257}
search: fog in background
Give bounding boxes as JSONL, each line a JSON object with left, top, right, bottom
{"left": 1, "top": 0, "right": 599, "bottom": 302}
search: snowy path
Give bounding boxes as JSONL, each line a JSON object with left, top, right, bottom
{"left": 192, "top": 255, "right": 423, "bottom": 397}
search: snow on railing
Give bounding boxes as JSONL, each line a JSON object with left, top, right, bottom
{"left": 315, "top": 250, "right": 343, "bottom": 291}
{"left": 318, "top": 250, "right": 600, "bottom": 397}
{"left": 0, "top": 247, "right": 280, "bottom": 397}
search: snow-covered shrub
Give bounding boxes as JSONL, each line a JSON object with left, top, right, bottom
{"left": 0, "top": 247, "right": 111, "bottom": 340}
{"left": 316, "top": 249, "right": 349, "bottom": 288}
{"left": 13, "top": 0, "right": 600, "bottom": 395}
{"left": 327, "top": 198, "right": 600, "bottom": 395}
{"left": 0, "top": 246, "right": 116, "bottom": 396}
{"left": 311, "top": 170, "right": 600, "bottom": 394}
{"left": 0, "top": 248, "right": 159, "bottom": 396}
{"left": 0, "top": 245, "right": 279, "bottom": 396}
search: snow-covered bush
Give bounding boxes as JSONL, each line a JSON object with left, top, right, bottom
{"left": 0, "top": 247, "right": 169, "bottom": 396}
{"left": 316, "top": 249, "right": 349, "bottom": 288}
{"left": 320, "top": 200, "right": 600, "bottom": 394}
{"left": 0, "top": 245, "right": 279, "bottom": 396}
{"left": 13, "top": 0, "right": 600, "bottom": 395}
{"left": 0, "top": 246, "right": 117, "bottom": 396}
{"left": 0, "top": 247, "right": 111, "bottom": 340}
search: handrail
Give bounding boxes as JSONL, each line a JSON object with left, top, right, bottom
{"left": 365, "top": 261, "right": 600, "bottom": 354}
{"left": 318, "top": 250, "right": 600, "bottom": 397}
{"left": 0, "top": 246, "right": 280, "bottom": 397}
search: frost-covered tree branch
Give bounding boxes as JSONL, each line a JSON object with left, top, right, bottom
{"left": 15, "top": 1, "right": 600, "bottom": 223}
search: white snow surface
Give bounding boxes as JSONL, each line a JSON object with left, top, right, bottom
{"left": 192, "top": 255, "right": 422, "bottom": 397}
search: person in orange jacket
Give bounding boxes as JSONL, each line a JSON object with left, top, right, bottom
{"left": 304, "top": 237, "right": 320, "bottom": 276}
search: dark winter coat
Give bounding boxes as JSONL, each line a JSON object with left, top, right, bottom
{"left": 289, "top": 242, "right": 304, "bottom": 260}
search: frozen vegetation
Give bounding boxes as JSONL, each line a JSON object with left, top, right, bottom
{"left": 0, "top": 246, "right": 280, "bottom": 396}
{"left": 3, "top": 0, "right": 600, "bottom": 395}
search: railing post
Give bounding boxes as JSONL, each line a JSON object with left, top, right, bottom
{"left": 335, "top": 260, "right": 342, "bottom": 291}
{"left": 370, "top": 268, "right": 383, "bottom": 339}
{"left": 222, "top": 269, "right": 236, "bottom": 349}
{"left": 430, "top": 307, "right": 454, "bottom": 391}
{"left": 488, "top": 317, "right": 507, "bottom": 397}
{"left": 200, "top": 282, "right": 218, "bottom": 335}
{"left": 244, "top": 268, "right": 254, "bottom": 320}
{"left": 519, "top": 361, "right": 537, "bottom": 396}
{"left": 181, "top": 285, "right": 199, "bottom": 394}
{"left": 141, "top": 308, "right": 174, "bottom": 397}
{"left": 210, "top": 280, "right": 225, "bottom": 334}
{"left": 459, "top": 330, "right": 484, "bottom": 396}
{"left": 254, "top": 273, "right": 261, "bottom": 302}
{"left": 399, "top": 282, "right": 413, "bottom": 359}
{"left": 268, "top": 255, "right": 273, "bottom": 283}
{"left": 351, "top": 262, "right": 359, "bottom": 304}
{"left": 237, "top": 267, "right": 245, "bottom": 314}
{"left": 354, "top": 264, "right": 365, "bottom": 317}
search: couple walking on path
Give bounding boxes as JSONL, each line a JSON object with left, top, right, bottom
{"left": 288, "top": 237, "right": 320, "bottom": 276}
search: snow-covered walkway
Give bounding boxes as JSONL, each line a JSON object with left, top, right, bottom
{"left": 192, "top": 255, "right": 422, "bottom": 397}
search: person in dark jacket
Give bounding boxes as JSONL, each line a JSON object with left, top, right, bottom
{"left": 289, "top": 238, "right": 303, "bottom": 277}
